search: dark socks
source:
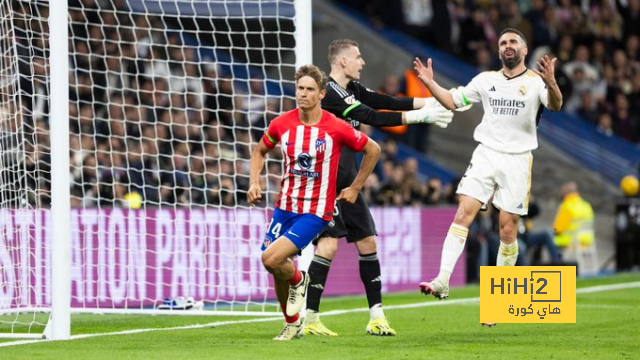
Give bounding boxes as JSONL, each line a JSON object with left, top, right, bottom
{"left": 306, "top": 255, "right": 332, "bottom": 312}
{"left": 359, "top": 252, "right": 382, "bottom": 308}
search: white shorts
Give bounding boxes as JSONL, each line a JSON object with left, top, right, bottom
{"left": 456, "top": 144, "right": 532, "bottom": 215}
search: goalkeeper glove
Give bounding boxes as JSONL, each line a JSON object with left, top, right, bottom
{"left": 405, "top": 99, "right": 453, "bottom": 128}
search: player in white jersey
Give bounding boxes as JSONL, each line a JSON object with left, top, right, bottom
{"left": 413, "top": 28, "right": 563, "bottom": 325}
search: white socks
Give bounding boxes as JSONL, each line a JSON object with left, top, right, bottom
{"left": 437, "top": 224, "right": 469, "bottom": 283}
{"left": 370, "top": 303, "right": 384, "bottom": 320}
{"left": 497, "top": 240, "right": 519, "bottom": 266}
{"left": 304, "top": 309, "right": 319, "bottom": 324}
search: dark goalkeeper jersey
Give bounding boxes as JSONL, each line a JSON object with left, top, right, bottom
{"left": 321, "top": 77, "right": 414, "bottom": 188}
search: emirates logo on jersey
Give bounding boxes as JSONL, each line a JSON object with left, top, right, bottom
{"left": 315, "top": 139, "right": 326, "bottom": 152}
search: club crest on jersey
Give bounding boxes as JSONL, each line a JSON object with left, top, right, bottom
{"left": 518, "top": 85, "right": 527, "bottom": 96}
{"left": 344, "top": 95, "right": 357, "bottom": 104}
{"left": 297, "top": 152, "right": 312, "bottom": 169}
{"left": 315, "top": 139, "right": 326, "bottom": 152}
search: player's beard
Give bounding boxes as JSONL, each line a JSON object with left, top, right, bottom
{"left": 500, "top": 49, "right": 522, "bottom": 70}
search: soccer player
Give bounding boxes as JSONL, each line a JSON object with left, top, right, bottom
{"left": 248, "top": 64, "right": 381, "bottom": 341}
{"left": 303, "top": 39, "right": 454, "bottom": 337}
{"left": 413, "top": 28, "right": 563, "bottom": 324}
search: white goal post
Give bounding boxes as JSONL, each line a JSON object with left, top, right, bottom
{"left": 0, "top": 0, "right": 311, "bottom": 340}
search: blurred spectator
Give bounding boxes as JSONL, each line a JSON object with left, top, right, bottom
{"left": 555, "top": 33, "right": 574, "bottom": 63}
{"left": 400, "top": 0, "right": 434, "bottom": 47}
{"left": 575, "top": 91, "right": 599, "bottom": 124}
{"left": 423, "top": 177, "right": 447, "bottom": 205}
{"left": 361, "top": 173, "right": 382, "bottom": 206}
{"left": 591, "top": 2, "right": 622, "bottom": 45}
{"left": 475, "top": 46, "right": 496, "bottom": 71}
{"left": 625, "top": 34, "right": 640, "bottom": 63}
{"left": 596, "top": 112, "right": 615, "bottom": 137}
{"left": 400, "top": 158, "right": 423, "bottom": 206}
{"left": 612, "top": 92, "right": 640, "bottom": 142}
{"left": 377, "top": 164, "right": 405, "bottom": 206}
{"left": 563, "top": 45, "right": 600, "bottom": 83}
{"left": 553, "top": 181, "right": 596, "bottom": 260}
{"left": 377, "top": 75, "right": 409, "bottom": 137}
{"left": 564, "top": 66, "right": 594, "bottom": 113}
{"left": 617, "top": 0, "right": 640, "bottom": 39}
{"left": 548, "top": 53, "right": 574, "bottom": 103}
{"left": 458, "top": 6, "right": 491, "bottom": 63}
{"left": 525, "top": 0, "right": 556, "bottom": 49}
{"left": 379, "top": 74, "right": 402, "bottom": 96}
{"left": 520, "top": 197, "right": 562, "bottom": 265}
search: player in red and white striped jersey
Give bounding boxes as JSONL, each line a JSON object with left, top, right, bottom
{"left": 265, "top": 106, "right": 369, "bottom": 220}
{"left": 248, "top": 64, "right": 380, "bottom": 340}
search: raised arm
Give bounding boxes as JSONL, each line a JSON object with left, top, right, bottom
{"left": 413, "top": 58, "right": 457, "bottom": 110}
{"left": 533, "top": 55, "right": 563, "bottom": 111}
{"left": 353, "top": 82, "right": 437, "bottom": 110}
{"left": 247, "top": 139, "right": 271, "bottom": 206}
{"left": 337, "top": 138, "right": 381, "bottom": 203}
{"left": 324, "top": 82, "right": 452, "bottom": 128}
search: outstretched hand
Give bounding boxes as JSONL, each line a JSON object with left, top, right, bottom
{"left": 532, "top": 55, "right": 557, "bottom": 85}
{"left": 414, "top": 57, "right": 434, "bottom": 85}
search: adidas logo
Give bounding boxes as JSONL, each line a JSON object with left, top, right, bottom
{"left": 516, "top": 203, "right": 523, "bottom": 209}
{"left": 310, "top": 284, "right": 324, "bottom": 290}
{"left": 489, "top": 86, "right": 496, "bottom": 92}
{"left": 371, "top": 276, "right": 382, "bottom": 283}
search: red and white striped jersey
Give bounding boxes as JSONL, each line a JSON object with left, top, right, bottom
{"left": 263, "top": 108, "right": 369, "bottom": 220}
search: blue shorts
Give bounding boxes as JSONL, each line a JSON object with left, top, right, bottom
{"left": 261, "top": 208, "right": 329, "bottom": 251}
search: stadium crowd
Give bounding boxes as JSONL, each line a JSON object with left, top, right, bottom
{"left": 341, "top": 0, "right": 640, "bottom": 143}
{"left": 0, "top": 1, "right": 458, "bottom": 212}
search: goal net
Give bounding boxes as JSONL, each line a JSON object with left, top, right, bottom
{"left": 0, "top": 0, "right": 309, "bottom": 339}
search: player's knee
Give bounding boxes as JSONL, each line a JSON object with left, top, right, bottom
{"left": 356, "top": 236, "right": 377, "bottom": 254}
{"left": 316, "top": 238, "right": 338, "bottom": 259}
{"left": 261, "top": 252, "right": 281, "bottom": 273}
{"left": 453, "top": 207, "right": 474, "bottom": 227}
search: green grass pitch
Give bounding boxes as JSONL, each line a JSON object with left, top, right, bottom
{"left": 2, "top": 273, "right": 639, "bottom": 360}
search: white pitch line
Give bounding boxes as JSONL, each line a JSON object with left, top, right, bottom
{"left": 578, "top": 304, "right": 640, "bottom": 310}
{"left": 2, "top": 280, "right": 640, "bottom": 348}
{"left": 575, "top": 281, "right": 640, "bottom": 294}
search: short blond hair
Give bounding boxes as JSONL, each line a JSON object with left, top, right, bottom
{"left": 328, "top": 39, "right": 359, "bottom": 65}
{"left": 295, "top": 64, "right": 327, "bottom": 90}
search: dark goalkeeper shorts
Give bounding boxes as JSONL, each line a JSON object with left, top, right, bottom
{"left": 317, "top": 192, "right": 377, "bottom": 243}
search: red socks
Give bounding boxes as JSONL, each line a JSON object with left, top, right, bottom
{"left": 287, "top": 269, "right": 302, "bottom": 286}
{"left": 280, "top": 303, "right": 300, "bottom": 323}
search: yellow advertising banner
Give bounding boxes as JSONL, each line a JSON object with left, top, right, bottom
{"left": 480, "top": 266, "right": 576, "bottom": 323}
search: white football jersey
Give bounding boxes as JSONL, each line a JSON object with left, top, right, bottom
{"left": 452, "top": 69, "right": 549, "bottom": 153}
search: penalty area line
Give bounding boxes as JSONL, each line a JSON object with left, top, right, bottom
{"left": 1, "top": 280, "right": 639, "bottom": 348}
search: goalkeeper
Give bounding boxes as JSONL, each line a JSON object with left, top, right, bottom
{"left": 303, "top": 38, "right": 453, "bottom": 337}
